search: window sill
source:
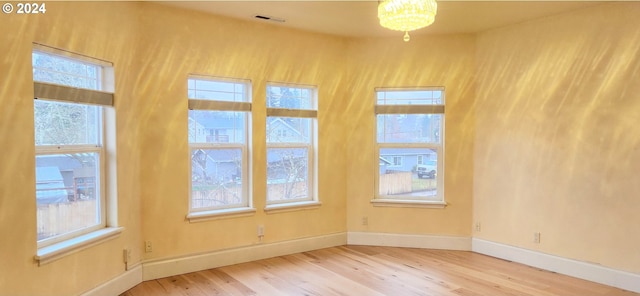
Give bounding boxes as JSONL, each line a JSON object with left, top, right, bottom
{"left": 187, "top": 207, "right": 256, "bottom": 223}
{"left": 371, "top": 199, "right": 447, "bottom": 208}
{"left": 35, "top": 227, "right": 123, "bottom": 266}
{"left": 265, "top": 201, "right": 321, "bottom": 214}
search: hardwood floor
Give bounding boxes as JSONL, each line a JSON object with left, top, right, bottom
{"left": 121, "top": 245, "right": 639, "bottom": 296}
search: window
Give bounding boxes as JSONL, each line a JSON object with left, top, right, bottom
{"left": 187, "top": 77, "right": 252, "bottom": 217}
{"left": 266, "top": 84, "right": 317, "bottom": 206}
{"left": 392, "top": 156, "right": 403, "bottom": 167}
{"left": 375, "top": 88, "right": 445, "bottom": 205}
{"left": 32, "top": 47, "right": 117, "bottom": 252}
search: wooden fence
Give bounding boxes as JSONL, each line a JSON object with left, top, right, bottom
{"left": 267, "top": 181, "right": 307, "bottom": 201}
{"left": 192, "top": 186, "right": 243, "bottom": 208}
{"left": 37, "top": 199, "right": 98, "bottom": 240}
{"left": 379, "top": 172, "right": 413, "bottom": 195}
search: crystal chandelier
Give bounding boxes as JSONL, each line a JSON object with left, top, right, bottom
{"left": 378, "top": 0, "right": 438, "bottom": 42}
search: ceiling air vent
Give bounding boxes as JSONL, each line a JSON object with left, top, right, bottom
{"left": 253, "top": 14, "right": 286, "bottom": 23}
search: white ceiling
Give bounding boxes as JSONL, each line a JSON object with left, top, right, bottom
{"left": 161, "top": 1, "right": 603, "bottom": 38}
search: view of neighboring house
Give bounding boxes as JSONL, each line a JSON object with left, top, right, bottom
{"left": 191, "top": 149, "right": 242, "bottom": 185}
{"left": 191, "top": 147, "right": 307, "bottom": 186}
{"left": 379, "top": 147, "right": 437, "bottom": 174}
{"left": 35, "top": 167, "right": 69, "bottom": 204}
{"left": 189, "top": 111, "right": 245, "bottom": 143}
{"left": 35, "top": 155, "right": 97, "bottom": 204}
{"left": 266, "top": 117, "right": 306, "bottom": 143}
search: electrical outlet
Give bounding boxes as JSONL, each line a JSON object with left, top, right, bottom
{"left": 475, "top": 222, "right": 481, "bottom": 232}
{"left": 362, "top": 216, "right": 368, "bottom": 226}
{"left": 533, "top": 232, "right": 541, "bottom": 244}
{"left": 145, "top": 240, "right": 153, "bottom": 253}
{"left": 257, "top": 225, "right": 265, "bottom": 237}
{"left": 123, "top": 248, "right": 131, "bottom": 263}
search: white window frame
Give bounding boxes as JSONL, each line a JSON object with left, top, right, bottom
{"left": 265, "top": 83, "right": 319, "bottom": 210}
{"left": 186, "top": 76, "right": 254, "bottom": 221}
{"left": 373, "top": 87, "right": 446, "bottom": 208}
{"left": 417, "top": 155, "right": 424, "bottom": 165}
{"left": 32, "top": 45, "right": 120, "bottom": 265}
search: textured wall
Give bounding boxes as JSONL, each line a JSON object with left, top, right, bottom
{"left": 0, "top": 2, "right": 142, "bottom": 295}
{"left": 473, "top": 2, "right": 640, "bottom": 273}
{"left": 345, "top": 35, "right": 476, "bottom": 236}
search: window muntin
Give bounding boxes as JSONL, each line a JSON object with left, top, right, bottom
{"left": 376, "top": 89, "right": 443, "bottom": 105}
{"left": 377, "top": 114, "right": 442, "bottom": 144}
{"left": 34, "top": 100, "right": 101, "bottom": 145}
{"left": 189, "top": 110, "right": 246, "bottom": 144}
{"left": 32, "top": 51, "right": 101, "bottom": 90}
{"left": 188, "top": 77, "right": 251, "bottom": 212}
{"left": 190, "top": 148, "right": 244, "bottom": 209}
{"left": 266, "top": 147, "right": 310, "bottom": 201}
{"left": 267, "top": 85, "right": 313, "bottom": 110}
{"left": 188, "top": 78, "right": 248, "bottom": 103}
{"left": 266, "top": 84, "right": 316, "bottom": 204}
{"left": 33, "top": 50, "right": 109, "bottom": 247}
{"left": 375, "top": 88, "right": 444, "bottom": 202}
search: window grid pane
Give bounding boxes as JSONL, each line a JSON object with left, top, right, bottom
{"left": 188, "top": 78, "right": 249, "bottom": 102}
{"left": 35, "top": 152, "right": 102, "bottom": 242}
{"left": 266, "top": 84, "right": 316, "bottom": 204}
{"left": 32, "top": 51, "right": 101, "bottom": 90}
{"left": 266, "top": 85, "right": 313, "bottom": 110}
{"left": 34, "top": 100, "right": 102, "bottom": 146}
{"left": 188, "top": 77, "right": 251, "bottom": 211}
{"left": 376, "top": 89, "right": 444, "bottom": 105}
{"left": 266, "top": 117, "right": 311, "bottom": 144}
{"left": 189, "top": 110, "right": 245, "bottom": 144}
{"left": 377, "top": 114, "right": 442, "bottom": 144}
{"left": 267, "top": 147, "right": 310, "bottom": 202}
{"left": 33, "top": 50, "right": 106, "bottom": 246}
{"left": 376, "top": 88, "right": 444, "bottom": 201}
{"left": 379, "top": 147, "right": 438, "bottom": 198}
{"left": 191, "top": 148, "right": 244, "bottom": 210}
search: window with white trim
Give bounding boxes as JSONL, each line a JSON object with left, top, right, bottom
{"left": 32, "top": 48, "right": 115, "bottom": 248}
{"left": 266, "top": 84, "right": 317, "bottom": 205}
{"left": 187, "top": 77, "right": 251, "bottom": 214}
{"left": 375, "top": 88, "right": 444, "bottom": 203}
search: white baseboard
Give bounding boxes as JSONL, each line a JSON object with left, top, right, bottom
{"left": 347, "top": 232, "right": 472, "bottom": 250}
{"left": 472, "top": 238, "right": 640, "bottom": 294}
{"left": 80, "top": 264, "right": 142, "bottom": 296}
{"left": 142, "top": 232, "right": 347, "bottom": 280}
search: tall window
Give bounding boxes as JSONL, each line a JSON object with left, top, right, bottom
{"left": 33, "top": 49, "right": 114, "bottom": 247}
{"left": 266, "top": 84, "right": 317, "bottom": 205}
{"left": 188, "top": 77, "right": 251, "bottom": 214}
{"left": 375, "top": 88, "right": 444, "bottom": 203}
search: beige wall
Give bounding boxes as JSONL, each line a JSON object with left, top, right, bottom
{"left": 344, "top": 35, "right": 476, "bottom": 236}
{"left": 136, "top": 3, "right": 348, "bottom": 260}
{"left": 0, "top": 2, "right": 143, "bottom": 295}
{"left": 0, "top": 2, "right": 348, "bottom": 295}
{"left": 473, "top": 2, "right": 640, "bottom": 273}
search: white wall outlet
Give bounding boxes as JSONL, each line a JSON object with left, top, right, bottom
{"left": 123, "top": 248, "right": 131, "bottom": 263}
{"left": 145, "top": 240, "right": 153, "bottom": 253}
{"left": 533, "top": 232, "right": 541, "bottom": 244}
{"left": 475, "top": 222, "right": 481, "bottom": 232}
{"left": 362, "top": 216, "right": 368, "bottom": 226}
{"left": 257, "top": 225, "right": 265, "bottom": 237}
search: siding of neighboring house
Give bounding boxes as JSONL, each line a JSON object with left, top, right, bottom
{"left": 379, "top": 148, "right": 436, "bottom": 173}
{"left": 189, "top": 111, "right": 244, "bottom": 143}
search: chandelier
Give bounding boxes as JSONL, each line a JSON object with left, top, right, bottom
{"left": 378, "top": 0, "right": 438, "bottom": 42}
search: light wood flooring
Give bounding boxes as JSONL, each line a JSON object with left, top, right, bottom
{"left": 121, "top": 245, "right": 638, "bottom": 296}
